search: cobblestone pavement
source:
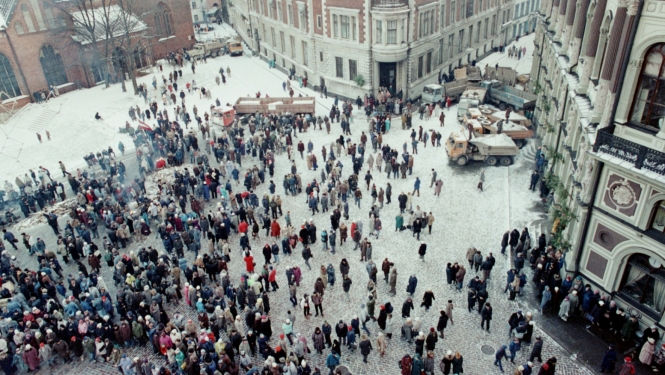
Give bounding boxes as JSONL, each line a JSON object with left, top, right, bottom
{"left": 5, "top": 56, "right": 594, "bottom": 375}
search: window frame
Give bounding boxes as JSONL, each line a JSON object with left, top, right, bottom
{"left": 349, "top": 59, "right": 357, "bottom": 80}
{"left": 335, "top": 57, "right": 343, "bottom": 78}
{"left": 0, "top": 53, "right": 21, "bottom": 99}
{"left": 620, "top": 254, "right": 665, "bottom": 317}
{"left": 387, "top": 20, "right": 397, "bottom": 44}
{"left": 629, "top": 44, "right": 665, "bottom": 131}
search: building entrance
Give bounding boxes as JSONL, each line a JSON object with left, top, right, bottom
{"left": 379, "top": 62, "right": 396, "bottom": 95}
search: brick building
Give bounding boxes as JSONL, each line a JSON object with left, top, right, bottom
{"left": 230, "top": 0, "right": 516, "bottom": 99}
{"left": 530, "top": 0, "right": 665, "bottom": 330}
{"left": 0, "top": 0, "right": 193, "bottom": 105}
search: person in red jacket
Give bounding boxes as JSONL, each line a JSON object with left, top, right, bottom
{"left": 238, "top": 220, "right": 248, "bottom": 233}
{"left": 269, "top": 266, "right": 279, "bottom": 291}
{"left": 243, "top": 252, "right": 254, "bottom": 273}
{"left": 271, "top": 219, "right": 281, "bottom": 237}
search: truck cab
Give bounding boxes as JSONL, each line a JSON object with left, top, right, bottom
{"left": 445, "top": 131, "right": 519, "bottom": 166}
{"left": 227, "top": 40, "right": 243, "bottom": 56}
{"left": 422, "top": 84, "right": 443, "bottom": 103}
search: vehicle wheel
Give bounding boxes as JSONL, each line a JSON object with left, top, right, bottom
{"left": 500, "top": 156, "right": 513, "bottom": 166}
{"left": 514, "top": 139, "right": 525, "bottom": 148}
{"left": 456, "top": 156, "right": 468, "bottom": 166}
{"left": 499, "top": 102, "right": 507, "bottom": 110}
{"left": 486, "top": 156, "right": 497, "bottom": 166}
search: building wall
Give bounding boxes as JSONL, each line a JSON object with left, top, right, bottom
{"left": 239, "top": 0, "right": 512, "bottom": 98}
{"left": 530, "top": 0, "right": 665, "bottom": 328}
{"left": 0, "top": 0, "right": 192, "bottom": 102}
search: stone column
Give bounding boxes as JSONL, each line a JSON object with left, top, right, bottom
{"left": 561, "top": 0, "right": 578, "bottom": 54}
{"left": 577, "top": 0, "right": 607, "bottom": 93}
{"left": 592, "top": 0, "right": 627, "bottom": 123}
{"left": 554, "top": 0, "right": 568, "bottom": 39}
{"left": 549, "top": 0, "right": 560, "bottom": 30}
{"left": 569, "top": 0, "right": 590, "bottom": 66}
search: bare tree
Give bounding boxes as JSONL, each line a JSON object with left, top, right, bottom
{"left": 49, "top": 0, "right": 118, "bottom": 88}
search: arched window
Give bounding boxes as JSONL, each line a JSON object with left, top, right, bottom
{"left": 650, "top": 200, "right": 665, "bottom": 234}
{"left": 40, "top": 45, "right": 68, "bottom": 87}
{"left": 620, "top": 254, "right": 665, "bottom": 315}
{"left": 0, "top": 54, "right": 21, "bottom": 100}
{"left": 630, "top": 44, "right": 665, "bottom": 131}
{"left": 154, "top": 3, "right": 174, "bottom": 37}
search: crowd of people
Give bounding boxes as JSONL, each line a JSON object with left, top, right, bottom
{"left": 0, "top": 44, "right": 648, "bottom": 375}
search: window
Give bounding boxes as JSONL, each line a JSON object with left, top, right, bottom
{"left": 376, "top": 20, "right": 382, "bottom": 43}
{"left": 387, "top": 20, "right": 397, "bottom": 44}
{"left": 302, "top": 41, "right": 308, "bottom": 65}
{"left": 154, "top": 2, "right": 174, "bottom": 37}
{"left": 476, "top": 21, "right": 481, "bottom": 42}
{"left": 514, "top": 5, "right": 519, "bottom": 17}
{"left": 467, "top": 0, "right": 474, "bottom": 18}
{"left": 21, "top": 4, "right": 35, "bottom": 32}
{"left": 448, "top": 34, "right": 454, "bottom": 58}
{"left": 469, "top": 25, "right": 473, "bottom": 45}
{"left": 491, "top": 15, "right": 496, "bottom": 35}
{"left": 349, "top": 59, "right": 357, "bottom": 80}
{"left": 194, "top": 15, "right": 199, "bottom": 22}
{"left": 277, "top": 1, "right": 282, "bottom": 21}
{"left": 192, "top": 1, "right": 197, "bottom": 9}
{"left": 620, "top": 254, "right": 665, "bottom": 315}
{"left": 290, "top": 35, "right": 296, "bottom": 58}
{"left": 259, "top": 0, "right": 263, "bottom": 15}
{"left": 317, "top": 15, "right": 322, "bottom": 28}
{"left": 438, "top": 39, "right": 444, "bottom": 65}
{"left": 0, "top": 53, "right": 21, "bottom": 99}
{"left": 458, "top": 29, "right": 464, "bottom": 51}
{"left": 341, "top": 15, "right": 349, "bottom": 38}
{"left": 418, "top": 55, "right": 423, "bottom": 78}
{"left": 352, "top": 16, "right": 356, "bottom": 40}
{"left": 650, "top": 201, "right": 665, "bottom": 234}
{"left": 280, "top": 31, "right": 285, "bottom": 52}
{"left": 271, "top": 27, "right": 276, "bottom": 47}
{"left": 451, "top": 1, "right": 456, "bottom": 23}
{"left": 460, "top": 0, "right": 465, "bottom": 19}
{"left": 426, "top": 51, "right": 432, "bottom": 74}
{"left": 520, "top": 3, "right": 525, "bottom": 16}
{"left": 320, "top": 51, "right": 323, "bottom": 61}
{"left": 287, "top": 4, "right": 293, "bottom": 24}
{"left": 630, "top": 44, "right": 665, "bottom": 130}
{"left": 333, "top": 15, "right": 338, "bottom": 37}
{"left": 484, "top": 18, "right": 488, "bottom": 38}
{"left": 335, "top": 57, "right": 343, "bottom": 78}
{"left": 268, "top": 0, "right": 273, "bottom": 18}
{"left": 440, "top": 4, "right": 446, "bottom": 27}
{"left": 40, "top": 45, "right": 67, "bottom": 87}
{"left": 419, "top": 10, "right": 434, "bottom": 38}
{"left": 299, "top": 6, "right": 307, "bottom": 30}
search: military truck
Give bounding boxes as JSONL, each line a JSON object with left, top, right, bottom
{"left": 445, "top": 131, "right": 520, "bottom": 166}
{"left": 189, "top": 39, "right": 227, "bottom": 60}
{"left": 480, "top": 80, "right": 538, "bottom": 110}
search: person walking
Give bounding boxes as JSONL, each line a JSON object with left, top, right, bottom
{"left": 358, "top": 334, "right": 372, "bottom": 363}
{"left": 494, "top": 345, "right": 508, "bottom": 373}
{"left": 481, "top": 303, "right": 492, "bottom": 332}
{"left": 413, "top": 177, "right": 421, "bottom": 197}
{"left": 529, "top": 336, "right": 543, "bottom": 363}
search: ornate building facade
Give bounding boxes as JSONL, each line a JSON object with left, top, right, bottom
{"left": 531, "top": 0, "right": 665, "bottom": 326}
{"left": 230, "top": 0, "right": 516, "bottom": 98}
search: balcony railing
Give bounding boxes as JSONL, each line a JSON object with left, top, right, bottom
{"left": 593, "top": 128, "right": 665, "bottom": 175}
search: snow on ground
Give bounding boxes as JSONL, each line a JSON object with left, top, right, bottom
{"left": 0, "top": 33, "right": 596, "bottom": 373}
{"left": 478, "top": 33, "right": 536, "bottom": 76}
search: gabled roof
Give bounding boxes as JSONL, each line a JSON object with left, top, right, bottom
{"left": 0, "top": 0, "right": 18, "bottom": 29}
{"left": 70, "top": 4, "right": 147, "bottom": 45}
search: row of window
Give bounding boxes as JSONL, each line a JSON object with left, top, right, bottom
{"left": 513, "top": 0, "right": 539, "bottom": 19}
{"left": 264, "top": 26, "right": 310, "bottom": 66}
{"left": 335, "top": 57, "right": 357, "bottom": 80}
{"left": 253, "top": 0, "right": 307, "bottom": 32}
{"left": 0, "top": 45, "right": 68, "bottom": 100}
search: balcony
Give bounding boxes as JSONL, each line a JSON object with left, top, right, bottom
{"left": 593, "top": 128, "right": 665, "bottom": 175}
{"left": 372, "top": 0, "right": 407, "bottom": 8}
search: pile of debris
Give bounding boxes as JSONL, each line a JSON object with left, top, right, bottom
{"left": 14, "top": 198, "right": 77, "bottom": 231}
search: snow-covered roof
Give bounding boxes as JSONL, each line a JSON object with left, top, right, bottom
{"left": 0, "top": 0, "right": 17, "bottom": 28}
{"left": 70, "top": 5, "right": 147, "bottom": 45}
{"left": 489, "top": 110, "right": 527, "bottom": 121}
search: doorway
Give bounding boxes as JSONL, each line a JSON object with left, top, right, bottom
{"left": 379, "top": 62, "right": 396, "bottom": 95}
